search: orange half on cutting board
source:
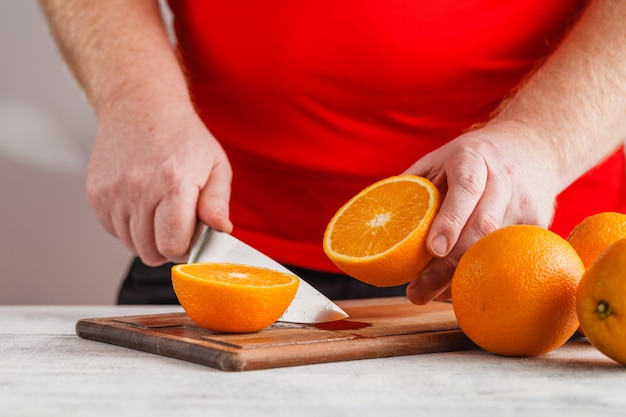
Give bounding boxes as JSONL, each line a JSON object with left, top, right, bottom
{"left": 171, "top": 263, "right": 299, "bottom": 333}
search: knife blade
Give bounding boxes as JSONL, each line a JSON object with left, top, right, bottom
{"left": 187, "top": 224, "right": 348, "bottom": 323}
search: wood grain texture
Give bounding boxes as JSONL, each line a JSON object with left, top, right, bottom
{"left": 76, "top": 297, "right": 475, "bottom": 371}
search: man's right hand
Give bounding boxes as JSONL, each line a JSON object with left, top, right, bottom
{"left": 86, "top": 101, "right": 233, "bottom": 266}
{"left": 39, "top": 0, "right": 233, "bottom": 266}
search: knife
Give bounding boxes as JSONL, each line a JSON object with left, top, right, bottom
{"left": 187, "top": 224, "right": 348, "bottom": 323}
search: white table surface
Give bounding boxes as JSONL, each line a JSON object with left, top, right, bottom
{"left": 1, "top": 305, "right": 625, "bottom": 417}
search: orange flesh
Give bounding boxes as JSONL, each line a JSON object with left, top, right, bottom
{"left": 330, "top": 181, "right": 430, "bottom": 257}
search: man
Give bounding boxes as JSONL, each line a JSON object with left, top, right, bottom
{"left": 39, "top": 0, "right": 626, "bottom": 304}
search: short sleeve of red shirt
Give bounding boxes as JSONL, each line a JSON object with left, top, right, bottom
{"left": 167, "top": 0, "right": 626, "bottom": 272}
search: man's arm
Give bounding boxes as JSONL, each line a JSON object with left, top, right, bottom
{"left": 407, "top": 0, "right": 626, "bottom": 304}
{"left": 39, "top": 0, "right": 233, "bottom": 266}
{"left": 493, "top": 0, "right": 626, "bottom": 189}
{"left": 39, "top": 0, "right": 188, "bottom": 114}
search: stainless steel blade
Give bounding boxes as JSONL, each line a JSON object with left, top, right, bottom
{"left": 188, "top": 225, "right": 348, "bottom": 323}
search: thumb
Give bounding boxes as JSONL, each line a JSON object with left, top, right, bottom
{"left": 197, "top": 161, "right": 233, "bottom": 233}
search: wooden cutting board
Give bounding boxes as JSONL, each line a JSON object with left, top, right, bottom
{"left": 76, "top": 297, "right": 475, "bottom": 371}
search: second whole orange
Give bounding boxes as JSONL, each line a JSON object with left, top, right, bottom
{"left": 577, "top": 238, "right": 626, "bottom": 365}
{"left": 451, "top": 225, "right": 585, "bottom": 357}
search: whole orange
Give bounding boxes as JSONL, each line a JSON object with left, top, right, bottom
{"left": 452, "top": 225, "right": 585, "bottom": 356}
{"left": 567, "top": 212, "right": 626, "bottom": 268}
{"left": 171, "top": 263, "right": 299, "bottom": 333}
{"left": 577, "top": 238, "right": 626, "bottom": 364}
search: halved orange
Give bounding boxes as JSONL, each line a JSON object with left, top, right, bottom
{"left": 171, "top": 263, "right": 299, "bottom": 333}
{"left": 323, "top": 175, "right": 442, "bottom": 287}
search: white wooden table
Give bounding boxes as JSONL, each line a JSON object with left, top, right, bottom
{"left": 1, "top": 305, "right": 625, "bottom": 416}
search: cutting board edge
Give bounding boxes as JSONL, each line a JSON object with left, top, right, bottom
{"left": 76, "top": 318, "right": 476, "bottom": 372}
{"left": 235, "top": 329, "right": 476, "bottom": 371}
{"left": 76, "top": 318, "right": 243, "bottom": 371}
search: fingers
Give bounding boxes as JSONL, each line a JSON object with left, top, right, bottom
{"left": 425, "top": 149, "right": 488, "bottom": 257}
{"left": 88, "top": 160, "right": 233, "bottom": 267}
{"left": 407, "top": 173, "right": 511, "bottom": 305}
{"left": 107, "top": 178, "right": 232, "bottom": 266}
{"left": 110, "top": 208, "right": 136, "bottom": 257}
{"left": 87, "top": 179, "right": 142, "bottom": 259}
{"left": 149, "top": 161, "right": 232, "bottom": 264}
{"left": 408, "top": 213, "right": 507, "bottom": 305}
{"left": 435, "top": 286, "right": 452, "bottom": 302}
{"left": 406, "top": 256, "right": 457, "bottom": 305}
{"left": 129, "top": 204, "right": 166, "bottom": 266}
{"left": 152, "top": 188, "right": 199, "bottom": 264}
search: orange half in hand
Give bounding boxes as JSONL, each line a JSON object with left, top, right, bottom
{"left": 171, "top": 263, "right": 299, "bottom": 333}
{"left": 323, "top": 175, "right": 442, "bottom": 287}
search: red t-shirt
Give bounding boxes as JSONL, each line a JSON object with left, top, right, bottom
{"left": 168, "top": 1, "right": 626, "bottom": 272}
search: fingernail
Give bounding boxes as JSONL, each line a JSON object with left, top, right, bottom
{"left": 431, "top": 234, "right": 448, "bottom": 257}
{"left": 222, "top": 218, "right": 234, "bottom": 233}
{"left": 212, "top": 208, "right": 233, "bottom": 233}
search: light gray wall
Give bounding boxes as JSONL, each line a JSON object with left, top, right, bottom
{"left": 0, "top": 1, "right": 130, "bottom": 304}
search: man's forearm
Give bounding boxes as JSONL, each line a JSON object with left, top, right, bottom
{"left": 491, "top": 0, "right": 626, "bottom": 191}
{"left": 39, "top": 0, "right": 190, "bottom": 113}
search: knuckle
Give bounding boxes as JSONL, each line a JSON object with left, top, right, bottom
{"left": 438, "top": 210, "right": 467, "bottom": 233}
{"left": 86, "top": 177, "right": 107, "bottom": 202}
{"left": 158, "top": 159, "right": 185, "bottom": 188}
{"left": 449, "top": 145, "right": 489, "bottom": 197}
{"left": 455, "top": 169, "right": 484, "bottom": 198}
{"left": 441, "top": 254, "right": 460, "bottom": 270}
{"left": 428, "top": 253, "right": 460, "bottom": 274}
{"left": 511, "top": 192, "right": 555, "bottom": 228}
{"left": 126, "top": 161, "right": 184, "bottom": 199}
{"left": 471, "top": 213, "right": 499, "bottom": 239}
{"left": 86, "top": 178, "right": 119, "bottom": 212}
{"left": 126, "top": 170, "right": 151, "bottom": 198}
